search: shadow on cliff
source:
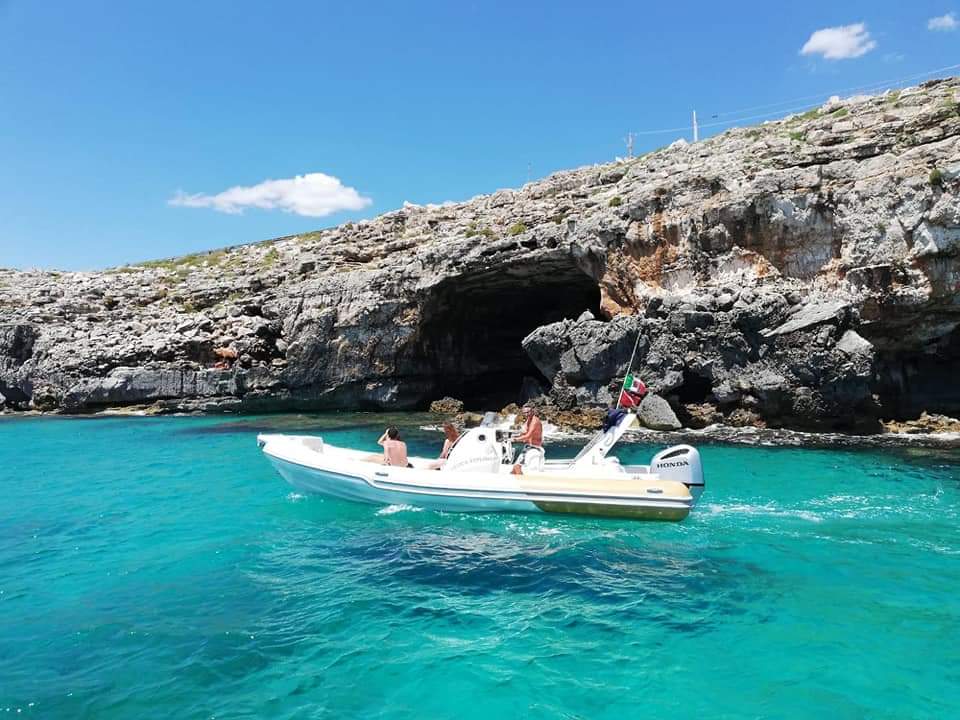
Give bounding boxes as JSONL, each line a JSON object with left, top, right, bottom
{"left": 412, "top": 256, "right": 602, "bottom": 408}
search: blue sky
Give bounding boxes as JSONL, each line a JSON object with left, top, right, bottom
{"left": 1, "top": 1, "right": 957, "bottom": 270}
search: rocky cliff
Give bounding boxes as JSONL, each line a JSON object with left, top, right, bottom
{"left": 2, "top": 78, "right": 959, "bottom": 430}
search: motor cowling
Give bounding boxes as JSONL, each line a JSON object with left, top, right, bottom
{"left": 443, "top": 428, "right": 504, "bottom": 474}
{"left": 650, "top": 445, "right": 704, "bottom": 498}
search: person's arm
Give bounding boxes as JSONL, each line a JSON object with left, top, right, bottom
{"left": 440, "top": 439, "right": 452, "bottom": 459}
{"left": 377, "top": 430, "right": 389, "bottom": 446}
{"left": 514, "top": 422, "right": 531, "bottom": 444}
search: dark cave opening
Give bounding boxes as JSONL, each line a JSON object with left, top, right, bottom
{"left": 676, "top": 370, "right": 713, "bottom": 404}
{"left": 414, "top": 259, "right": 602, "bottom": 408}
{"left": 874, "top": 325, "right": 960, "bottom": 420}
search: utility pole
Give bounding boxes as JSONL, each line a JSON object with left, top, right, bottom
{"left": 692, "top": 110, "right": 699, "bottom": 143}
{"left": 624, "top": 132, "right": 635, "bottom": 159}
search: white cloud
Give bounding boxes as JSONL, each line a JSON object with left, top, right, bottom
{"left": 800, "top": 23, "right": 876, "bottom": 60}
{"left": 169, "top": 172, "right": 371, "bottom": 217}
{"left": 402, "top": 200, "right": 457, "bottom": 210}
{"left": 928, "top": 12, "right": 958, "bottom": 31}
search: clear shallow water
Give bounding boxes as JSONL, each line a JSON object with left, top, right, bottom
{"left": 2, "top": 414, "right": 959, "bottom": 719}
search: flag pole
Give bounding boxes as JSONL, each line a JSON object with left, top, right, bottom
{"left": 616, "top": 330, "right": 643, "bottom": 410}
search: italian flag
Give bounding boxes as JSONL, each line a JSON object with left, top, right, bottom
{"left": 619, "top": 373, "right": 647, "bottom": 408}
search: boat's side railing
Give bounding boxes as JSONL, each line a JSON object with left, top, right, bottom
{"left": 570, "top": 429, "right": 607, "bottom": 463}
{"left": 569, "top": 411, "right": 637, "bottom": 468}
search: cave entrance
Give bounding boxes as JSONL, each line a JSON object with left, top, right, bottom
{"left": 415, "top": 257, "right": 601, "bottom": 408}
{"left": 676, "top": 370, "right": 713, "bottom": 404}
{"left": 874, "top": 325, "right": 960, "bottom": 420}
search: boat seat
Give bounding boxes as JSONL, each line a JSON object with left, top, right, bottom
{"left": 302, "top": 437, "right": 325, "bottom": 453}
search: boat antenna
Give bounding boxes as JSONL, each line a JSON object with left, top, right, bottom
{"left": 616, "top": 329, "right": 644, "bottom": 410}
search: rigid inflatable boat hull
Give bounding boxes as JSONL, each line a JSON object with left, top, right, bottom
{"left": 268, "top": 455, "right": 540, "bottom": 514}
{"left": 264, "top": 449, "right": 692, "bottom": 521}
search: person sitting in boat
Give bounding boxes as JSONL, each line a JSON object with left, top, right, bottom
{"left": 428, "top": 422, "right": 460, "bottom": 470}
{"left": 377, "top": 427, "right": 411, "bottom": 468}
{"left": 602, "top": 404, "right": 628, "bottom": 432}
{"left": 512, "top": 405, "right": 544, "bottom": 473}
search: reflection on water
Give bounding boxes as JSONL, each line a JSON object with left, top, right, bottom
{"left": 251, "top": 519, "right": 773, "bottom": 639}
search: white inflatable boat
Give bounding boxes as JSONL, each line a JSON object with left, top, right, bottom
{"left": 258, "top": 411, "right": 705, "bottom": 521}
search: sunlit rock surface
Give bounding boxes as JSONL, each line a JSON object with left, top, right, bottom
{"left": 2, "top": 78, "right": 959, "bottom": 429}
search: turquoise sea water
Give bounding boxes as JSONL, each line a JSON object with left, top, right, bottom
{"left": 2, "top": 414, "right": 959, "bottom": 719}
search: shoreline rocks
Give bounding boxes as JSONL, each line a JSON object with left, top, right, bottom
{"left": 428, "top": 397, "right": 465, "bottom": 415}
{"left": 882, "top": 412, "right": 960, "bottom": 435}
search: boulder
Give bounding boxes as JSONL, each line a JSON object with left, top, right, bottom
{"left": 681, "top": 402, "right": 724, "bottom": 429}
{"left": 521, "top": 321, "right": 570, "bottom": 381}
{"left": 836, "top": 329, "right": 874, "bottom": 357}
{"left": 637, "top": 394, "right": 682, "bottom": 430}
{"left": 523, "top": 316, "right": 641, "bottom": 384}
{"left": 763, "top": 301, "right": 849, "bottom": 337}
{"left": 429, "top": 397, "right": 464, "bottom": 414}
{"left": 656, "top": 370, "right": 684, "bottom": 394}
{"left": 882, "top": 412, "right": 960, "bottom": 434}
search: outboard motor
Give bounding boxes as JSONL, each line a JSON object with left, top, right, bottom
{"left": 650, "top": 445, "right": 705, "bottom": 501}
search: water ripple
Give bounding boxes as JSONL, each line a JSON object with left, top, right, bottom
{"left": 1, "top": 415, "right": 958, "bottom": 719}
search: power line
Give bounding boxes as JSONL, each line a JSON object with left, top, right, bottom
{"left": 630, "top": 62, "right": 960, "bottom": 138}
{"left": 709, "top": 62, "right": 960, "bottom": 119}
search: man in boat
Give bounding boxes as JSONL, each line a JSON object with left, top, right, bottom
{"left": 428, "top": 422, "right": 460, "bottom": 470}
{"left": 377, "top": 427, "right": 411, "bottom": 467}
{"left": 513, "top": 404, "right": 544, "bottom": 473}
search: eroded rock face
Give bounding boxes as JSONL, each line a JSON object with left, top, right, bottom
{"left": 1, "top": 78, "right": 959, "bottom": 428}
{"left": 524, "top": 286, "right": 879, "bottom": 430}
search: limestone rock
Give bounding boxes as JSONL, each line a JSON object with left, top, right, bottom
{"left": 836, "top": 330, "right": 874, "bottom": 357}
{"left": 882, "top": 412, "right": 960, "bottom": 434}
{"left": 429, "top": 397, "right": 464, "bottom": 414}
{"left": 681, "top": 402, "right": 724, "bottom": 429}
{"left": 763, "top": 301, "right": 850, "bottom": 337}
{"left": 1, "top": 77, "right": 959, "bottom": 430}
{"left": 637, "top": 394, "right": 682, "bottom": 430}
